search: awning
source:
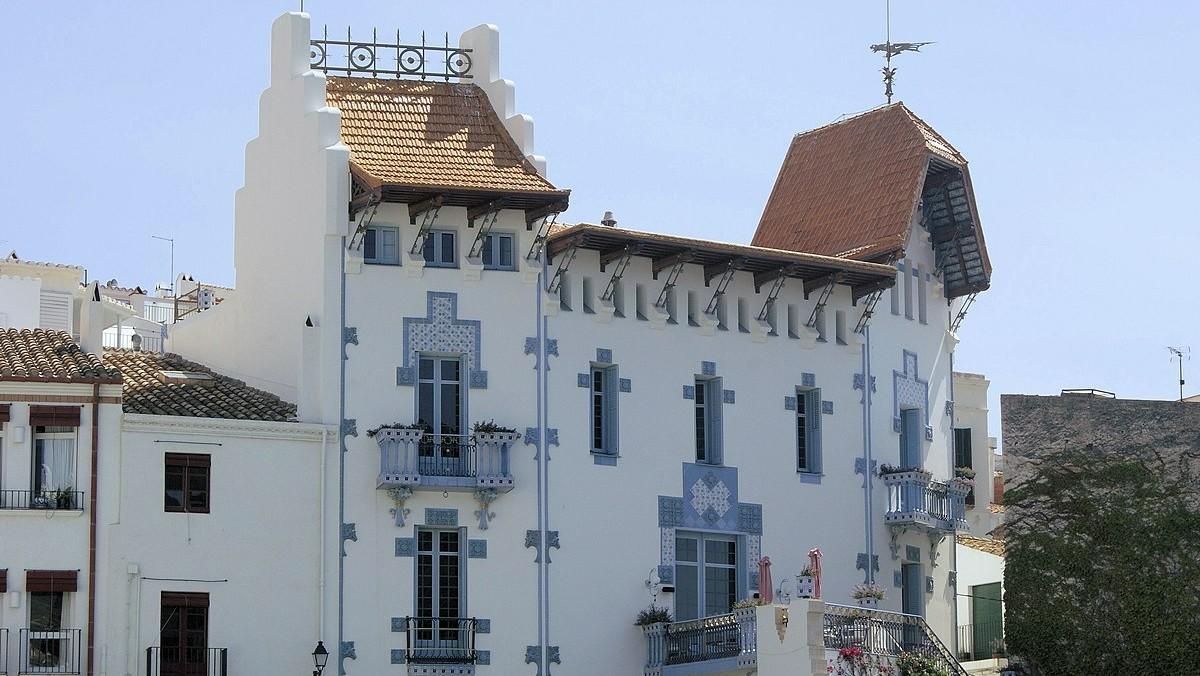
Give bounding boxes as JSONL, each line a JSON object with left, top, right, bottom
{"left": 29, "top": 406, "right": 81, "bottom": 427}
{"left": 26, "top": 569, "right": 78, "bottom": 593}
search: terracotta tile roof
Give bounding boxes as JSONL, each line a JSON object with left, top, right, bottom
{"left": 103, "top": 350, "right": 296, "bottom": 421}
{"left": 326, "top": 77, "right": 567, "bottom": 198}
{"left": 957, "top": 534, "right": 1005, "bottom": 557}
{"left": 0, "top": 329, "right": 122, "bottom": 383}
{"left": 751, "top": 104, "right": 991, "bottom": 297}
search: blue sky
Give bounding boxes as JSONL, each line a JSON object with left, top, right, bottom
{"left": 3, "top": 1, "right": 1198, "bottom": 438}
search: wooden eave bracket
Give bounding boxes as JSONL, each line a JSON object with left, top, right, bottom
{"left": 408, "top": 194, "right": 447, "bottom": 225}
{"left": 525, "top": 200, "right": 569, "bottom": 229}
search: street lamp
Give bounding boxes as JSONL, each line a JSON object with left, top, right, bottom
{"left": 312, "top": 641, "right": 329, "bottom": 676}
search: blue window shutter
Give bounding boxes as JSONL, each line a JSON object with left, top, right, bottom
{"left": 808, "top": 389, "right": 822, "bottom": 473}
{"left": 902, "top": 409, "right": 921, "bottom": 468}
{"left": 708, "top": 378, "right": 723, "bottom": 464}
{"left": 364, "top": 228, "right": 377, "bottom": 261}
{"left": 604, "top": 367, "right": 620, "bottom": 454}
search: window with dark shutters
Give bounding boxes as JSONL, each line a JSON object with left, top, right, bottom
{"left": 165, "top": 453, "right": 211, "bottom": 514}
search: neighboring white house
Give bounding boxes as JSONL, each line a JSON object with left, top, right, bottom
{"left": 163, "top": 12, "right": 993, "bottom": 676}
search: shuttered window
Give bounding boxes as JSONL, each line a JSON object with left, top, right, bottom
{"left": 0, "top": 404, "right": 10, "bottom": 423}
{"left": 695, "top": 378, "right": 723, "bottom": 465}
{"left": 797, "top": 388, "right": 822, "bottom": 473}
{"left": 26, "top": 569, "right": 78, "bottom": 592}
{"left": 0, "top": 568, "right": 7, "bottom": 593}
{"left": 29, "top": 406, "right": 81, "bottom": 427}
{"left": 589, "top": 366, "right": 619, "bottom": 456}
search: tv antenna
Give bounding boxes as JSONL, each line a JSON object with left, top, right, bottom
{"left": 870, "top": 0, "right": 934, "bottom": 103}
{"left": 1168, "top": 346, "right": 1190, "bottom": 402}
{"left": 152, "top": 235, "right": 175, "bottom": 296}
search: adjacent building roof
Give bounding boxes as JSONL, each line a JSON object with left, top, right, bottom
{"left": 0, "top": 329, "right": 122, "bottom": 383}
{"left": 752, "top": 103, "right": 990, "bottom": 297}
{"left": 547, "top": 222, "right": 897, "bottom": 298}
{"left": 326, "top": 77, "right": 569, "bottom": 212}
{"left": 103, "top": 350, "right": 296, "bottom": 421}
{"left": 957, "top": 534, "right": 1005, "bottom": 557}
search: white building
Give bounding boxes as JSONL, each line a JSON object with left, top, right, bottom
{"left": 2, "top": 11, "right": 997, "bottom": 676}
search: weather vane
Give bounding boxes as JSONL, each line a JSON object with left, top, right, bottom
{"left": 869, "top": 0, "right": 933, "bottom": 103}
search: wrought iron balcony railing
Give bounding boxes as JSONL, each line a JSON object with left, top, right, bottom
{"left": 643, "top": 609, "right": 757, "bottom": 672}
{"left": 823, "top": 603, "right": 968, "bottom": 676}
{"left": 0, "top": 489, "right": 85, "bottom": 511}
{"left": 398, "top": 617, "right": 478, "bottom": 664}
{"left": 881, "top": 471, "right": 969, "bottom": 530}
{"left": 19, "top": 629, "right": 82, "bottom": 674}
{"left": 377, "top": 430, "right": 518, "bottom": 491}
{"left": 145, "top": 647, "right": 228, "bottom": 676}
{"left": 957, "top": 621, "right": 1006, "bottom": 661}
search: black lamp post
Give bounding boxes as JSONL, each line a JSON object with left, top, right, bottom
{"left": 312, "top": 641, "right": 329, "bottom": 676}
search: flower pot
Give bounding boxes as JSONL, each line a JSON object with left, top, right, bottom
{"left": 856, "top": 597, "right": 879, "bottom": 609}
{"left": 796, "top": 575, "right": 815, "bottom": 598}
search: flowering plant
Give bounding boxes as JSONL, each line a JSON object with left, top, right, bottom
{"left": 895, "top": 652, "right": 948, "bottom": 676}
{"left": 851, "top": 583, "right": 886, "bottom": 600}
{"left": 799, "top": 565, "right": 817, "bottom": 577}
{"left": 829, "top": 647, "right": 896, "bottom": 676}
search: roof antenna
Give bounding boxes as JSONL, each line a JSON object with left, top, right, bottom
{"left": 1168, "top": 346, "right": 1190, "bottom": 402}
{"left": 870, "top": 0, "right": 934, "bottom": 103}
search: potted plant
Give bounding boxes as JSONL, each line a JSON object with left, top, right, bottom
{"left": 851, "top": 583, "right": 885, "bottom": 608}
{"left": 797, "top": 566, "right": 816, "bottom": 598}
{"left": 472, "top": 420, "right": 522, "bottom": 445}
{"left": 634, "top": 605, "right": 672, "bottom": 627}
{"left": 54, "top": 486, "right": 76, "bottom": 510}
{"left": 366, "top": 422, "right": 428, "bottom": 438}
{"left": 896, "top": 651, "right": 949, "bottom": 676}
{"left": 953, "top": 467, "right": 976, "bottom": 481}
{"left": 732, "top": 597, "right": 760, "bottom": 609}
{"left": 878, "top": 464, "right": 906, "bottom": 476}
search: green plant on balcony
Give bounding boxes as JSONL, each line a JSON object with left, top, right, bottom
{"left": 953, "top": 467, "right": 976, "bottom": 481}
{"left": 53, "top": 486, "right": 75, "bottom": 509}
{"left": 634, "top": 605, "right": 673, "bottom": 626}
{"left": 895, "top": 651, "right": 949, "bottom": 676}
{"left": 366, "top": 422, "right": 428, "bottom": 438}
{"left": 472, "top": 420, "right": 518, "bottom": 435}
{"left": 851, "top": 583, "right": 886, "bottom": 601}
{"left": 732, "top": 597, "right": 761, "bottom": 609}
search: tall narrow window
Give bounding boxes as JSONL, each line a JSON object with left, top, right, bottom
{"left": 590, "top": 366, "right": 619, "bottom": 456}
{"left": 415, "top": 528, "right": 466, "bottom": 655}
{"left": 953, "top": 428, "right": 973, "bottom": 469}
{"left": 917, "top": 264, "right": 928, "bottom": 324}
{"left": 423, "top": 231, "right": 458, "bottom": 268}
{"left": 33, "top": 426, "right": 76, "bottom": 505}
{"left": 417, "top": 356, "right": 465, "bottom": 477}
{"left": 164, "top": 453, "right": 210, "bottom": 514}
{"left": 694, "top": 378, "right": 723, "bottom": 465}
{"left": 903, "top": 259, "right": 914, "bottom": 319}
{"left": 900, "top": 409, "right": 922, "bottom": 469}
{"left": 796, "top": 389, "right": 822, "bottom": 473}
{"left": 364, "top": 226, "right": 400, "bottom": 265}
{"left": 160, "top": 592, "right": 209, "bottom": 673}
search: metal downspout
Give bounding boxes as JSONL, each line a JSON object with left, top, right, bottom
{"left": 87, "top": 383, "right": 100, "bottom": 676}
{"left": 536, "top": 258, "right": 549, "bottom": 671}
{"left": 862, "top": 327, "right": 875, "bottom": 583}
{"left": 338, "top": 235, "right": 348, "bottom": 672}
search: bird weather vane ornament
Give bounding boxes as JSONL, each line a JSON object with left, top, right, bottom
{"left": 870, "top": 0, "right": 934, "bottom": 103}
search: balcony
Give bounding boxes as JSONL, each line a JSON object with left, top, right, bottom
{"left": 376, "top": 430, "right": 519, "bottom": 493}
{"left": 145, "top": 647, "right": 229, "bottom": 676}
{"left": 18, "top": 628, "right": 81, "bottom": 674}
{"left": 643, "top": 609, "right": 757, "bottom": 675}
{"left": 0, "top": 490, "right": 85, "bottom": 511}
{"left": 881, "top": 470, "right": 969, "bottom": 531}
{"left": 957, "top": 621, "right": 1005, "bottom": 662}
{"left": 397, "top": 617, "right": 478, "bottom": 673}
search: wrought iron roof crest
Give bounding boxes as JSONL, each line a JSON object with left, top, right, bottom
{"left": 309, "top": 26, "right": 473, "bottom": 81}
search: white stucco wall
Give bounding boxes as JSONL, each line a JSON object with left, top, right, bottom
{"left": 953, "top": 372, "right": 1000, "bottom": 537}
{"left": 94, "top": 415, "right": 329, "bottom": 676}
{"left": 0, "top": 276, "right": 42, "bottom": 329}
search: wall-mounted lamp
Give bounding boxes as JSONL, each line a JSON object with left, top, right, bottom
{"left": 312, "top": 641, "right": 329, "bottom": 676}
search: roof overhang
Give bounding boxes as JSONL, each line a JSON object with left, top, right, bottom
{"left": 547, "top": 224, "right": 897, "bottom": 299}
{"left": 350, "top": 165, "right": 569, "bottom": 223}
{"left": 920, "top": 156, "right": 992, "bottom": 297}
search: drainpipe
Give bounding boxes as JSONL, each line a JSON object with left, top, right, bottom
{"left": 337, "top": 235, "right": 348, "bottom": 671}
{"left": 861, "top": 327, "right": 875, "bottom": 584}
{"left": 319, "top": 425, "right": 328, "bottom": 638}
{"left": 535, "top": 258, "right": 549, "bottom": 671}
{"left": 87, "top": 382, "right": 100, "bottom": 676}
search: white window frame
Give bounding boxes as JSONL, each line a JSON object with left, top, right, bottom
{"left": 480, "top": 233, "right": 517, "bottom": 271}
{"left": 32, "top": 426, "right": 77, "bottom": 499}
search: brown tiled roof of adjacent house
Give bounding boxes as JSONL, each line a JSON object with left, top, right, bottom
{"left": 957, "top": 534, "right": 1005, "bottom": 557}
{"left": 103, "top": 350, "right": 296, "bottom": 421}
{"left": 326, "top": 77, "right": 566, "bottom": 197}
{"left": 752, "top": 103, "right": 985, "bottom": 267}
{"left": 0, "top": 329, "right": 121, "bottom": 383}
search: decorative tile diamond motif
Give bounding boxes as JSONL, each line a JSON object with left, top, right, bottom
{"left": 784, "top": 396, "right": 797, "bottom": 411}
{"left": 894, "top": 350, "right": 930, "bottom": 430}
{"left": 425, "top": 508, "right": 458, "bottom": 527}
{"left": 682, "top": 385, "right": 695, "bottom": 400}
{"left": 822, "top": 400, "right": 834, "bottom": 415}
{"left": 723, "top": 389, "right": 736, "bottom": 404}
{"left": 400, "top": 292, "right": 488, "bottom": 389}
{"left": 737, "top": 503, "right": 763, "bottom": 535}
{"left": 802, "top": 372, "right": 816, "bottom": 388}
{"left": 701, "top": 361, "right": 717, "bottom": 376}
{"left": 395, "top": 538, "right": 415, "bottom": 557}
{"left": 596, "top": 348, "right": 613, "bottom": 364}
{"left": 690, "top": 473, "right": 732, "bottom": 525}
{"left": 469, "top": 539, "right": 488, "bottom": 559}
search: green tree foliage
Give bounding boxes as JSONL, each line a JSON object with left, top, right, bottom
{"left": 1004, "top": 443, "right": 1200, "bottom": 675}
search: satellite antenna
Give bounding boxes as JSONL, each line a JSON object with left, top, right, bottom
{"left": 870, "top": 0, "right": 934, "bottom": 103}
{"left": 1168, "top": 346, "right": 1190, "bottom": 402}
{"left": 152, "top": 235, "right": 175, "bottom": 296}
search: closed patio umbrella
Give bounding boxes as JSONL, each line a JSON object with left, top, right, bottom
{"left": 758, "top": 557, "right": 773, "bottom": 604}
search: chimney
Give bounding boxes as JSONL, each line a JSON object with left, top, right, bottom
{"left": 78, "top": 281, "right": 105, "bottom": 354}
{"left": 601, "top": 211, "right": 617, "bottom": 227}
